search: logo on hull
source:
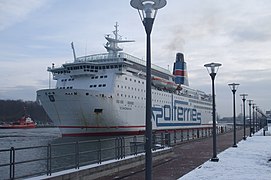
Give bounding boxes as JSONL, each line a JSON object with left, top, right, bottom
{"left": 152, "top": 100, "right": 201, "bottom": 127}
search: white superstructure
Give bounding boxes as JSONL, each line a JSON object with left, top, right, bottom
{"left": 37, "top": 23, "right": 212, "bottom": 136}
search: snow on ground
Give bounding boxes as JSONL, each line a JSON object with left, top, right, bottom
{"left": 179, "top": 128, "right": 271, "bottom": 180}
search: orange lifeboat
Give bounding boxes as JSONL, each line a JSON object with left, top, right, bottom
{"left": 152, "top": 77, "right": 178, "bottom": 91}
{"left": 152, "top": 77, "right": 167, "bottom": 88}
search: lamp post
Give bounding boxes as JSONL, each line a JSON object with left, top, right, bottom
{"left": 247, "top": 100, "right": 253, "bottom": 137}
{"left": 130, "top": 0, "right": 166, "bottom": 179}
{"left": 258, "top": 108, "right": 262, "bottom": 129}
{"left": 228, "top": 83, "right": 239, "bottom": 147}
{"left": 204, "top": 62, "right": 221, "bottom": 162}
{"left": 252, "top": 103, "right": 255, "bottom": 134}
{"left": 255, "top": 106, "right": 258, "bottom": 131}
{"left": 240, "top": 94, "right": 248, "bottom": 140}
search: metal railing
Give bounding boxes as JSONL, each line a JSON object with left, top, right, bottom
{"left": 0, "top": 126, "right": 227, "bottom": 180}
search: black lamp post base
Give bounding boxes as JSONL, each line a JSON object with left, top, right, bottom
{"left": 210, "top": 157, "right": 219, "bottom": 162}
{"left": 243, "top": 136, "right": 247, "bottom": 140}
{"left": 232, "top": 144, "right": 238, "bottom": 148}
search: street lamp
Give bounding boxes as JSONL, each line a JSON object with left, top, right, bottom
{"left": 130, "top": 0, "right": 167, "bottom": 179}
{"left": 228, "top": 83, "right": 239, "bottom": 147}
{"left": 252, "top": 103, "right": 256, "bottom": 134}
{"left": 255, "top": 106, "right": 258, "bottom": 131}
{"left": 258, "top": 107, "right": 262, "bottom": 129}
{"left": 204, "top": 62, "right": 222, "bottom": 162}
{"left": 240, "top": 94, "right": 248, "bottom": 140}
{"left": 247, "top": 100, "right": 253, "bottom": 137}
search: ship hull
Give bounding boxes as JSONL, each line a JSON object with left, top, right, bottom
{"left": 37, "top": 88, "right": 212, "bottom": 136}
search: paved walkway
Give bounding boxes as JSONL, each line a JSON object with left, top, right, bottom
{"left": 100, "top": 128, "right": 248, "bottom": 180}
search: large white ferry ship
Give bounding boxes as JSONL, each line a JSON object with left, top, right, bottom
{"left": 37, "top": 23, "right": 213, "bottom": 136}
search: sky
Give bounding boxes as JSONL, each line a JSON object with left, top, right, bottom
{"left": 179, "top": 129, "right": 271, "bottom": 180}
{"left": 1, "top": 0, "right": 271, "bottom": 117}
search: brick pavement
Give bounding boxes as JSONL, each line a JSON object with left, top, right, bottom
{"left": 100, "top": 128, "right": 248, "bottom": 180}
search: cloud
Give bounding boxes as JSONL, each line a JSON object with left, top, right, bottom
{"left": 1, "top": 0, "right": 271, "bottom": 117}
{"left": 0, "top": 0, "right": 47, "bottom": 31}
{"left": 0, "top": 85, "right": 38, "bottom": 101}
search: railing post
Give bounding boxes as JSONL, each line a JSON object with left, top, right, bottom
{"left": 47, "top": 143, "right": 52, "bottom": 176}
{"left": 122, "top": 137, "right": 125, "bottom": 159}
{"left": 161, "top": 132, "right": 164, "bottom": 147}
{"left": 98, "top": 139, "right": 101, "bottom": 164}
{"left": 165, "top": 132, "right": 170, "bottom": 147}
{"left": 115, "top": 137, "right": 118, "bottom": 159}
{"left": 133, "top": 136, "right": 137, "bottom": 155}
{"left": 115, "top": 137, "right": 121, "bottom": 160}
{"left": 9, "top": 147, "right": 15, "bottom": 179}
{"left": 120, "top": 137, "right": 123, "bottom": 159}
{"left": 75, "top": 141, "right": 79, "bottom": 169}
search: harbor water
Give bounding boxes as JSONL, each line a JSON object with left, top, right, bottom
{"left": 0, "top": 128, "right": 60, "bottom": 179}
{"left": 0, "top": 128, "right": 146, "bottom": 179}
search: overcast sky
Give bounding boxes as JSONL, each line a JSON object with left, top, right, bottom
{"left": 1, "top": 0, "right": 271, "bottom": 117}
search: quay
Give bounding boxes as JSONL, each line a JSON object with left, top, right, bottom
{"left": 26, "top": 127, "right": 246, "bottom": 180}
{"left": 99, "top": 128, "right": 248, "bottom": 180}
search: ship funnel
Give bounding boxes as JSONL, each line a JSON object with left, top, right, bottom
{"left": 173, "top": 53, "right": 189, "bottom": 86}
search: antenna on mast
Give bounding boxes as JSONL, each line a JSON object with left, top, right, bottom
{"left": 104, "top": 22, "right": 134, "bottom": 56}
{"left": 71, "top": 42, "right": 77, "bottom": 61}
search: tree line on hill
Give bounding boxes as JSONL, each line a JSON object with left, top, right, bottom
{"left": 0, "top": 100, "right": 52, "bottom": 124}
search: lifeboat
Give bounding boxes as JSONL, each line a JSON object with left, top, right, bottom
{"left": 166, "top": 81, "right": 178, "bottom": 91}
{"left": 152, "top": 77, "right": 178, "bottom": 91}
{"left": 152, "top": 77, "right": 167, "bottom": 88}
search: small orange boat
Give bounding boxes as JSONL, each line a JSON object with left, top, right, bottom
{"left": 0, "top": 116, "right": 36, "bottom": 129}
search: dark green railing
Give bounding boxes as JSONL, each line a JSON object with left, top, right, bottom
{"left": 0, "top": 126, "right": 227, "bottom": 180}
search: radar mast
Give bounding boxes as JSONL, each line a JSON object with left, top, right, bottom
{"left": 104, "top": 22, "right": 134, "bottom": 56}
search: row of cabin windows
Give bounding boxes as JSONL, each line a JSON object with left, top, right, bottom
{"left": 91, "top": 75, "right": 108, "bottom": 79}
{"left": 59, "top": 87, "right": 73, "bottom": 89}
{"left": 116, "top": 93, "right": 173, "bottom": 104}
{"left": 55, "top": 64, "right": 124, "bottom": 74}
{"left": 116, "top": 84, "right": 187, "bottom": 103}
{"left": 117, "top": 93, "right": 145, "bottom": 100}
{"left": 153, "top": 91, "right": 171, "bottom": 97}
{"left": 90, "top": 84, "right": 106, "bottom": 88}
{"left": 117, "top": 85, "right": 146, "bottom": 92}
{"left": 67, "top": 65, "right": 123, "bottom": 71}
{"left": 189, "top": 99, "right": 212, "bottom": 106}
{"left": 61, "top": 78, "right": 74, "bottom": 82}
{"left": 124, "top": 77, "right": 144, "bottom": 84}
